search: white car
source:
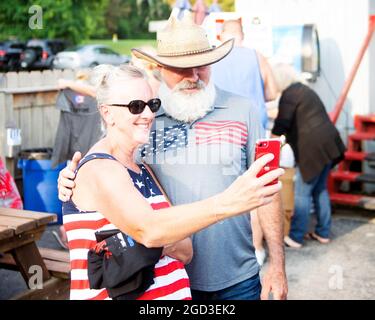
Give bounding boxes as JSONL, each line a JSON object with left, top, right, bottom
{"left": 53, "top": 44, "right": 129, "bottom": 69}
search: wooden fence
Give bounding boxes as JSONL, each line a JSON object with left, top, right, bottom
{"left": 0, "top": 70, "right": 78, "bottom": 173}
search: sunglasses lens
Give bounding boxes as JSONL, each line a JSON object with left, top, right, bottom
{"left": 148, "top": 98, "right": 161, "bottom": 112}
{"left": 126, "top": 99, "right": 161, "bottom": 114}
{"left": 128, "top": 100, "right": 146, "bottom": 114}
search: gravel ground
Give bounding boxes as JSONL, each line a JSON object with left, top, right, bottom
{"left": 261, "top": 213, "right": 375, "bottom": 300}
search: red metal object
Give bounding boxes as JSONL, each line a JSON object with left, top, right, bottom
{"left": 329, "top": 15, "right": 375, "bottom": 124}
{"left": 349, "top": 131, "right": 375, "bottom": 141}
{"left": 330, "top": 171, "right": 361, "bottom": 182}
{"left": 330, "top": 193, "right": 363, "bottom": 206}
{"left": 344, "top": 151, "right": 368, "bottom": 161}
{"left": 354, "top": 114, "right": 375, "bottom": 133}
{"left": 347, "top": 131, "right": 375, "bottom": 151}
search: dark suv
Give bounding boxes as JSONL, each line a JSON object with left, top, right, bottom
{"left": 20, "top": 39, "right": 69, "bottom": 70}
{"left": 0, "top": 40, "right": 26, "bottom": 72}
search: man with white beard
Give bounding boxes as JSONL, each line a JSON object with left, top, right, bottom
{"left": 58, "top": 12, "right": 287, "bottom": 300}
{"left": 134, "top": 12, "right": 286, "bottom": 301}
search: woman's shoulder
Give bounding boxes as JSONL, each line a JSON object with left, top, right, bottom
{"left": 281, "top": 82, "right": 311, "bottom": 103}
{"left": 74, "top": 152, "right": 124, "bottom": 186}
{"left": 284, "top": 82, "right": 305, "bottom": 94}
{"left": 87, "top": 153, "right": 122, "bottom": 170}
{"left": 80, "top": 139, "right": 118, "bottom": 168}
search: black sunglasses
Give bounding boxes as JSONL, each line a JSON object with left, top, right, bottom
{"left": 108, "top": 98, "right": 161, "bottom": 115}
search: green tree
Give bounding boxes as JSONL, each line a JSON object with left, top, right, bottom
{"left": 102, "top": 0, "right": 171, "bottom": 39}
{"left": 0, "top": 0, "right": 107, "bottom": 44}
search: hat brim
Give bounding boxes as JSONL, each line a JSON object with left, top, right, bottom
{"left": 131, "top": 39, "right": 234, "bottom": 69}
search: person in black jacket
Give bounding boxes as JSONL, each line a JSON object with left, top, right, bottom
{"left": 271, "top": 63, "right": 346, "bottom": 248}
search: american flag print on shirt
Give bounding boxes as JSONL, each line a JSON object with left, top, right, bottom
{"left": 141, "top": 120, "right": 248, "bottom": 158}
{"left": 142, "top": 123, "right": 189, "bottom": 158}
{"left": 194, "top": 120, "right": 248, "bottom": 146}
{"left": 62, "top": 154, "right": 191, "bottom": 300}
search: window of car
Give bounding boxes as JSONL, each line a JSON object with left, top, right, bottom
{"left": 47, "top": 41, "right": 65, "bottom": 54}
{"left": 27, "top": 40, "right": 45, "bottom": 48}
{"left": 65, "top": 45, "right": 85, "bottom": 52}
{"left": 10, "top": 43, "right": 25, "bottom": 50}
{"left": 105, "top": 48, "right": 120, "bottom": 56}
{"left": 97, "top": 47, "right": 119, "bottom": 55}
{"left": 93, "top": 47, "right": 102, "bottom": 54}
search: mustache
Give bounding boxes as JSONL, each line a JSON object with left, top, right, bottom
{"left": 174, "top": 79, "right": 205, "bottom": 91}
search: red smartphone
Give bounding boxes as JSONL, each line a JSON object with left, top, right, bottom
{"left": 254, "top": 138, "right": 281, "bottom": 185}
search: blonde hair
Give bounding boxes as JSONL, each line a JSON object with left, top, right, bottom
{"left": 91, "top": 64, "right": 147, "bottom": 106}
{"left": 91, "top": 64, "right": 148, "bottom": 134}
{"left": 271, "top": 63, "right": 307, "bottom": 92}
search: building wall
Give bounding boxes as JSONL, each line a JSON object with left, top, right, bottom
{"left": 0, "top": 70, "right": 76, "bottom": 161}
{"left": 235, "top": 0, "right": 372, "bottom": 138}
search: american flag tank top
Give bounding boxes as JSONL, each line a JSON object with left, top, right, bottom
{"left": 62, "top": 153, "right": 191, "bottom": 300}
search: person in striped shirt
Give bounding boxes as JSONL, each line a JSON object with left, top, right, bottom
{"left": 60, "top": 64, "right": 283, "bottom": 300}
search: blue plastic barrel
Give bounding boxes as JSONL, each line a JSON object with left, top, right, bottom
{"left": 18, "top": 150, "right": 66, "bottom": 224}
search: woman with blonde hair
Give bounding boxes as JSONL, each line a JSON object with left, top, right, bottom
{"left": 270, "top": 63, "right": 345, "bottom": 248}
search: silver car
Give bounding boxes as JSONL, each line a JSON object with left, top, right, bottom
{"left": 53, "top": 44, "right": 129, "bottom": 69}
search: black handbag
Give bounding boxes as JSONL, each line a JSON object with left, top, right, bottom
{"left": 87, "top": 229, "right": 162, "bottom": 299}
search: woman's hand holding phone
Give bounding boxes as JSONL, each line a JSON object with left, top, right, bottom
{"left": 254, "top": 138, "right": 282, "bottom": 186}
{"left": 216, "top": 153, "right": 284, "bottom": 218}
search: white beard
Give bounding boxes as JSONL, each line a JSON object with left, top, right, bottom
{"left": 158, "top": 79, "right": 216, "bottom": 123}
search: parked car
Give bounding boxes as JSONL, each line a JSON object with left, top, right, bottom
{"left": 53, "top": 44, "right": 129, "bottom": 69}
{"left": 19, "top": 39, "right": 69, "bottom": 70}
{"left": 0, "top": 40, "right": 26, "bottom": 72}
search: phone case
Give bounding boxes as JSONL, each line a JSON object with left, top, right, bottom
{"left": 254, "top": 139, "right": 281, "bottom": 186}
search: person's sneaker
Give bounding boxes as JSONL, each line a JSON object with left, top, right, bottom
{"left": 52, "top": 226, "right": 69, "bottom": 250}
{"left": 310, "top": 232, "right": 330, "bottom": 244}
{"left": 284, "top": 236, "right": 302, "bottom": 248}
{"left": 304, "top": 233, "right": 313, "bottom": 240}
{"left": 52, "top": 230, "right": 68, "bottom": 250}
{"left": 255, "top": 249, "right": 267, "bottom": 267}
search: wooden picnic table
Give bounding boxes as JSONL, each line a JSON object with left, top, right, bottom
{"left": 0, "top": 208, "right": 57, "bottom": 285}
{"left": 0, "top": 207, "right": 57, "bottom": 289}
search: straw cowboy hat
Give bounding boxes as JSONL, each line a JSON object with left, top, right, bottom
{"left": 132, "top": 12, "right": 234, "bottom": 69}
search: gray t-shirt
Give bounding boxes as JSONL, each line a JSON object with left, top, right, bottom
{"left": 140, "top": 87, "right": 265, "bottom": 291}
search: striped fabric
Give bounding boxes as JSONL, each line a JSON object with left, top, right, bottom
{"left": 63, "top": 154, "right": 191, "bottom": 300}
{"left": 195, "top": 120, "right": 248, "bottom": 146}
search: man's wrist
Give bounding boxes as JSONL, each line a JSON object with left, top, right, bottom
{"left": 268, "top": 260, "right": 286, "bottom": 273}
